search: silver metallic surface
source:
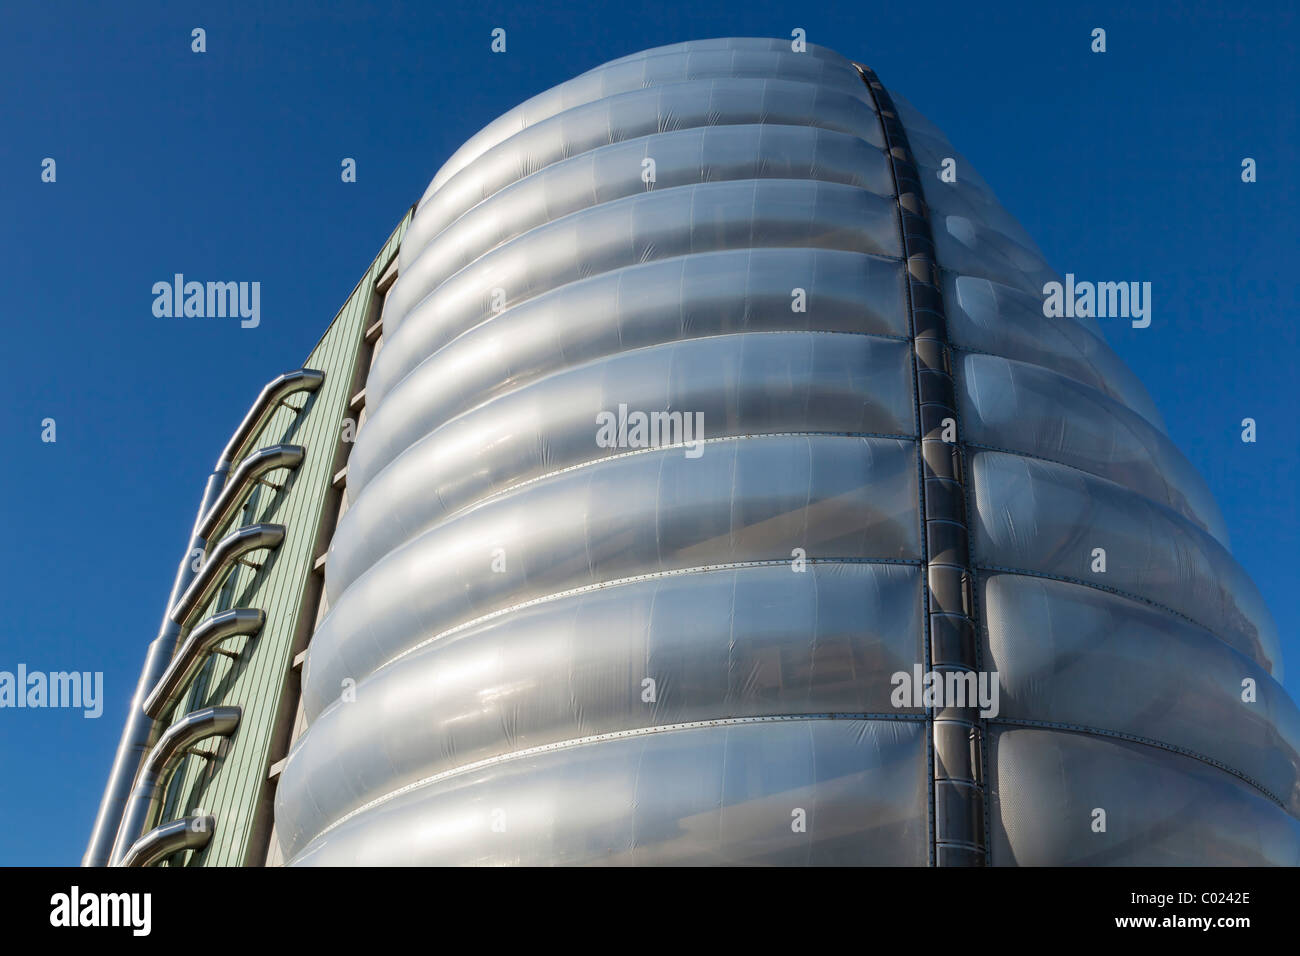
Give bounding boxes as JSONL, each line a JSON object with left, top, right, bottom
{"left": 119, "top": 816, "right": 217, "bottom": 869}
{"left": 85, "top": 371, "right": 320, "bottom": 867}
{"left": 274, "top": 39, "right": 1298, "bottom": 865}
{"left": 168, "top": 523, "right": 284, "bottom": 628}
{"left": 215, "top": 370, "right": 323, "bottom": 470}
{"left": 83, "top": 476, "right": 225, "bottom": 868}
{"left": 143, "top": 609, "right": 266, "bottom": 720}
{"left": 196, "top": 444, "right": 304, "bottom": 541}
{"left": 112, "top": 706, "right": 241, "bottom": 866}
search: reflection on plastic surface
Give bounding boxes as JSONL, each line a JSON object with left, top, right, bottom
{"left": 329, "top": 332, "right": 914, "bottom": 597}
{"left": 958, "top": 352, "right": 1227, "bottom": 543}
{"left": 304, "top": 434, "right": 919, "bottom": 723}
{"left": 277, "top": 563, "right": 922, "bottom": 859}
{"left": 981, "top": 573, "right": 1300, "bottom": 811}
{"left": 970, "top": 450, "right": 1279, "bottom": 675}
{"left": 349, "top": 248, "right": 907, "bottom": 499}
{"left": 391, "top": 124, "right": 895, "bottom": 332}
{"left": 944, "top": 273, "right": 1166, "bottom": 434}
{"left": 989, "top": 728, "right": 1300, "bottom": 866}
{"left": 276, "top": 37, "right": 1298, "bottom": 866}
{"left": 292, "top": 718, "right": 929, "bottom": 866}
{"left": 414, "top": 42, "right": 877, "bottom": 225}
{"left": 373, "top": 179, "right": 900, "bottom": 405}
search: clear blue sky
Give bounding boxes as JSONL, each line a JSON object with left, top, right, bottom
{"left": 1, "top": 0, "right": 1296, "bottom": 865}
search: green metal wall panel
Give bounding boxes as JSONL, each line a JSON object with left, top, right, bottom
{"left": 153, "top": 211, "right": 411, "bottom": 865}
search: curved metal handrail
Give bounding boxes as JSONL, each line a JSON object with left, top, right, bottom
{"left": 169, "top": 524, "right": 285, "bottom": 627}
{"left": 85, "top": 369, "right": 321, "bottom": 868}
{"left": 196, "top": 444, "right": 305, "bottom": 541}
{"left": 112, "top": 706, "right": 240, "bottom": 866}
{"left": 217, "top": 369, "right": 324, "bottom": 469}
{"left": 144, "top": 610, "right": 265, "bottom": 720}
{"left": 120, "top": 816, "right": 217, "bottom": 868}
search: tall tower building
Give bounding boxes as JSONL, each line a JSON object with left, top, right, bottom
{"left": 87, "top": 38, "right": 1300, "bottom": 867}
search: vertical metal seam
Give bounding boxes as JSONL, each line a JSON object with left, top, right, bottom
{"left": 855, "top": 64, "right": 987, "bottom": 866}
{"left": 854, "top": 64, "right": 934, "bottom": 866}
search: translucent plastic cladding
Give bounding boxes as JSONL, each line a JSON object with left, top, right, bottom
{"left": 277, "top": 38, "right": 1298, "bottom": 865}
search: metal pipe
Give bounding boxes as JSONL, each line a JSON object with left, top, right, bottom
{"left": 144, "top": 609, "right": 266, "bottom": 720}
{"left": 83, "top": 369, "right": 322, "bottom": 867}
{"left": 216, "top": 369, "right": 324, "bottom": 470}
{"left": 119, "top": 816, "right": 218, "bottom": 869}
{"left": 82, "top": 469, "right": 226, "bottom": 868}
{"left": 112, "top": 706, "right": 241, "bottom": 866}
{"left": 196, "top": 444, "right": 305, "bottom": 541}
{"left": 169, "top": 523, "right": 285, "bottom": 628}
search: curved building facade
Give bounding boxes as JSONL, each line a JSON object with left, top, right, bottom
{"left": 270, "top": 38, "right": 1300, "bottom": 865}
{"left": 89, "top": 38, "right": 1299, "bottom": 867}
